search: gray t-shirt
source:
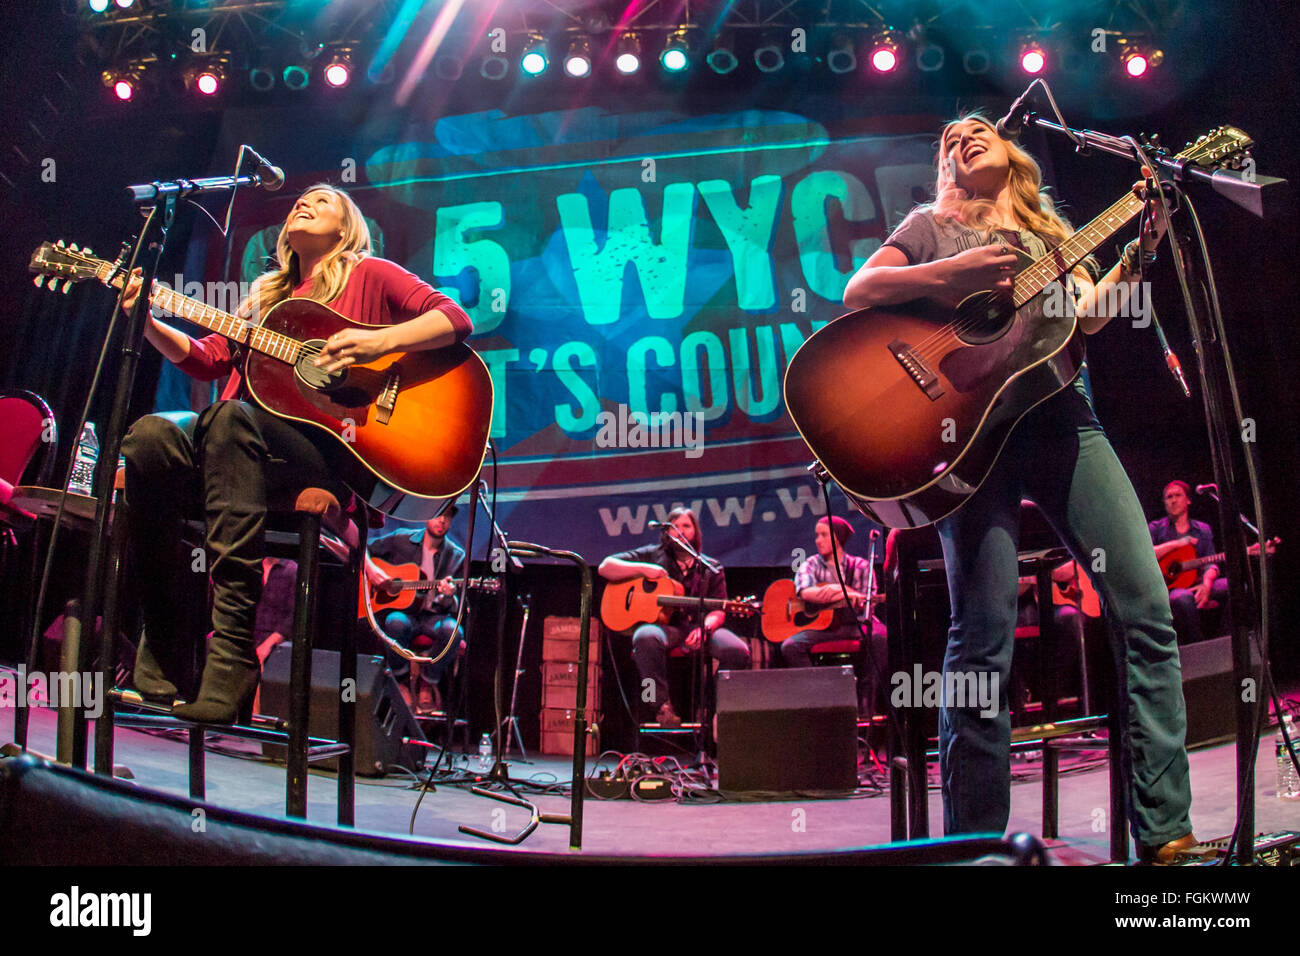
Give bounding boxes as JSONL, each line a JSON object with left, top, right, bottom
{"left": 884, "top": 206, "right": 1100, "bottom": 283}
{"left": 883, "top": 206, "right": 1053, "bottom": 266}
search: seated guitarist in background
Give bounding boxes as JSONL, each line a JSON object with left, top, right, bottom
{"left": 785, "top": 517, "right": 888, "bottom": 716}
{"left": 366, "top": 506, "right": 466, "bottom": 713}
{"left": 598, "top": 507, "right": 750, "bottom": 727}
{"left": 120, "top": 184, "right": 472, "bottom": 723}
{"left": 1149, "top": 480, "right": 1228, "bottom": 645}
{"left": 842, "top": 113, "right": 1207, "bottom": 863}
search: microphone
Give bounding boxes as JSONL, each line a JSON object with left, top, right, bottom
{"left": 995, "top": 85, "right": 1036, "bottom": 140}
{"left": 242, "top": 146, "right": 285, "bottom": 191}
{"left": 647, "top": 520, "right": 667, "bottom": 530}
{"left": 1196, "top": 483, "right": 1219, "bottom": 496}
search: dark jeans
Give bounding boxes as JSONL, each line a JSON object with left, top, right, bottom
{"left": 382, "top": 609, "right": 463, "bottom": 684}
{"left": 1168, "top": 578, "right": 1230, "bottom": 645}
{"left": 935, "top": 378, "right": 1192, "bottom": 846}
{"left": 121, "top": 401, "right": 370, "bottom": 690}
{"left": 632, "top": 623, "right": 750, "bottom": 716}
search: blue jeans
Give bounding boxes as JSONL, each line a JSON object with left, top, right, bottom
{"left": 935, "top": 377, "right": 1192, "bottom": 846}
{"left": 382, "top": 610, "right": 462, "bottom": 684}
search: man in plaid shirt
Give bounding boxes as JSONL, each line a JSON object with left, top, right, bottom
{"left": 784, "top": 517, "right": 889, "bottom": 717}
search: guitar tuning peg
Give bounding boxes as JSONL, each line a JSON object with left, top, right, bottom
{"left": 85, "top": 247, "right": 93, "bottom": 255}
{"left": 34, "top": 275, "right": 45, "bottom": 288}
{"left": 70, "top": 243, "right": 79, "bottom": 252}
{"left": 56, "top": 239, "right": 65, "bottom": 248}
{"left": 62, "top": 280, "right": 72, "bottom": 294}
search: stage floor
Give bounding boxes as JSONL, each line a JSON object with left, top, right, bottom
{"left": 6, "top": 703, "right": 1298, "bottom": 863}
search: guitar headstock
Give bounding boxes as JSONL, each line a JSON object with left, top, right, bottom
{"left": 728, "top": 595, "right": 760, "bottom": 617}
{"left": 29, "top": 240, "right": 111, "bottom": 294}
{"left": 1172, "top": 125, "right": 1254, "bottom": 170}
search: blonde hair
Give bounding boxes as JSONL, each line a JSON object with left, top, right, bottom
{"left": 929, "top": 112, "right": 1075, "bottom": 248}
{"left": 242, "top": 184, "right": 371, "bottom": 319}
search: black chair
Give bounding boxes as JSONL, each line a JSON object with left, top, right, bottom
{"left": 93, "top": 411, "right": 365, "bottom": 825}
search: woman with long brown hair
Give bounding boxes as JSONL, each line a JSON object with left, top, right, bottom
{"left": 120, "top": 184, "right": 472, "bottom": 723}
{"left": 844, "top": 114, "right": 1204, "bottom": 863}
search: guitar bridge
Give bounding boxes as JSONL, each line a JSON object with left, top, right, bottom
{"left": 889, "top": 339, "right": 944, "bottom": 400}
{"left": 376, "top": 367, "right": 399, "bottom": 425}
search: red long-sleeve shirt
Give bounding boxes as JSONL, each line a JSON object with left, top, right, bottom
{"left": 175, "top": 256, "right": 473, "bottom": 399}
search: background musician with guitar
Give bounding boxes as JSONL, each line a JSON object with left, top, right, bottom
{"left": 840, "top": 113, "right": 1206, "bottom": 863}
{"left": 119, "top": 184, "right": 473, "bottom": 724}
{"left": 785, "top": 517, "right": 889, "bottom": 719}
{"left": 598, "top": 507, "right": 750, "bottom": 728}
{"left": 1150, "top": 480, "right": 1229, "bottom": 645}
{"left": 366, "top": 506, "right": 466, "bottom": 713}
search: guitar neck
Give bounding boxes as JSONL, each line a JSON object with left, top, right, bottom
{"left": 1012, "top": 191, "right": 1144, "bottom": 307}
{"left": 393, "top": 576, "right": 478, "bottom": 592}
{"left": 98, "top": 261, "right": 304, "bottom": 364}
{"left": 657, "top": 596, "right": 737, "bottom": 611}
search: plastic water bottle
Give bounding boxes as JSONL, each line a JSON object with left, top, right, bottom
{"left": 477, "top": 733, "right": 493, "bottom": 773}
{"left": 1277, "top": 715, "right": 1299, "bottom": 800}
{"left": 69, "top": 423, "right": 98, "bottom": 496}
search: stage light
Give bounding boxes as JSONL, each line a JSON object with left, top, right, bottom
{"left": 283, "top": 64, "right": 310, "bottom": 90}
{"left": 1019, "top": 41, "right": 1046, "bottom": 74}
{"left": 615, "top": 33, "right": 641, "bottom": 75}
{"left": 826, "top": 35, "right": 856, "bottom": 75}
{"left": 434, "top": 54, "right": 463, "bottom": 81}
{"left": 249, "top": 66, "right": 275, "bottom": 92}
{"left": 661, "top": 30, "right": 689, "bottom": 72}
{"left": 103, "top": 66, "right": 141, "bottom": 101}
{"left": 1122, "top": 48, "right": 1148, "bottom": 77}
{"left": 754, "top": 36, "right": 784, "bottom": 73}
{"left": 324, "top": 63, "right": 350, "bottom": 87}
{"left": 89, "top": 0, "right": 110, "bottom": 12}
{"left": 706, "top": 35, "right": 737, "bottom": 75}
{"left": 185, "top": 60, "right": 228, "bottom": 97}
{"left": 916, "top": 42, "right": 945, "bottom": 72}
{"left": 480, "top": 53, "right": 509, "bottom": 80}
{"left": 115, "top": 0, "right": 134, "bottom": 8}
{"left": 564, "top": 37, "right": 592, "bottom": 78}
{"left": 869, "top": 33, "right": 899, "bottom": 73}
{"left": 962, "top": 45, "right": 990, "bottom": 75}
{"left": 521, "top": 34, "right": 548, "bottom": 76}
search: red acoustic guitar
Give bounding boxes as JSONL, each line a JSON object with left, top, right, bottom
{"left": 783, "top": 128, "right": 1253, "bottom": 529}
{"left": 760, "top": 578, "right": 885, "bottom": 643}
{"left": 600, "top": 576, "right": 757, "bottom": 633}
{"left": 29, "top": 242, "right": 493, "bottom": 499}
{"left": 357, "top": 556, "right": 500, "bottom": 617}
{"left": 1158, "top": 538, "right": 1278, "bottom": 591}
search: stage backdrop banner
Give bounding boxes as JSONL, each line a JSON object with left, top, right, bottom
{"left": 195, "top": 106, "right": 946, "bottom": 566}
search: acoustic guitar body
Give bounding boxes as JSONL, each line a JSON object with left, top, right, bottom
{"left": 244, "top": 298, "right": 493, "bottom": 499}
{"left": 784, "top": 250, "right": 1085, "bottom": 529}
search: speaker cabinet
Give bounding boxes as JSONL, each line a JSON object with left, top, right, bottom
{"left": 259, "top": 647, "right": 426, "bottom": 776}
{"left": 716, "top": 666, "right": 858, "bottom": 793}
{"left": 1180, "top": 634, "right": 1261, "bottom": 749}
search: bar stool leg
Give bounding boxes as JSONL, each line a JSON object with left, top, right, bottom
{"left": 287, "top": 511, "right": 321, "bottom": 819}
{"left": 336, "top": 549, "right": 358, "bottom": 827}
{"left": 189, "top": 726, "right": 206, "bottom": 801}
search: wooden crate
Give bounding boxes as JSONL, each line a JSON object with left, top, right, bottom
{"left": 542, "top": 616, "right": 601, "bottom": 663}
{"left": 540, "top": 660, "right": 600, "bottom": 711}
{"left": 539, "top": 706, "right": 599, "bottom": 755}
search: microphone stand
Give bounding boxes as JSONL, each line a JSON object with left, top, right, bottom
{"left": 61, "top": 195, "right": 174, "bottom": 769}
{"left": 663, "top": 528, "right": 719, "bottom": 765}
{"left": 1023, "top": 108, "right": 1281, "bottom": 864}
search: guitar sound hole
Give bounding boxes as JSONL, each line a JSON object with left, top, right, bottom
{"left": 294, "top": 339, "right": 348, "bottom": 391}
{"left": 953, "top": 292, "right": 1015, "bottom": 346}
